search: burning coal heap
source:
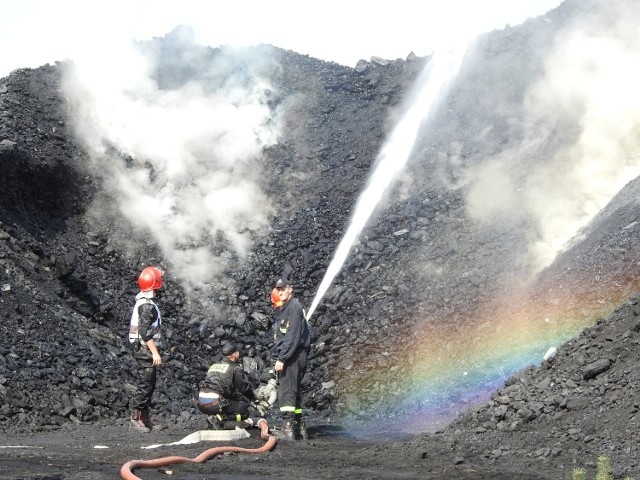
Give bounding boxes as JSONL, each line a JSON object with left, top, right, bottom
{"left": 0, "top": 35, "right": 429, "bottom": 430}
{"left": 2, "top": 7, "right": 640, "bottom": 476}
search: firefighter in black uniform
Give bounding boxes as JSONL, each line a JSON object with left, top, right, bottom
{"left": 128, "top": 266, "right": 164, "bottom": 432}
{"left": 272, "top": 277, "right": 311, "bottom": 440}
{"left": 196, "top": 343, "right": 257, "bottom": 429}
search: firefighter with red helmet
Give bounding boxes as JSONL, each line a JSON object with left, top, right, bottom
{"left": 271, "top": 276, "right": 310, "bottom": 440}
{"left": 128, "top": 266, "right": 164, "bottom": 432}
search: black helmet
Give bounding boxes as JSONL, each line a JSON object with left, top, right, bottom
{"left": 221, "top": 343, "right": 240, "bottom": 356}
{"left": 275, "top": 277, "right": 291, "bottom": 288}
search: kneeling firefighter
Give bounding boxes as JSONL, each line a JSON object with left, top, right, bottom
{"left": 196, "top": 343, "right": 258, "bottom": 429}
{"left": 271, "top": 277, "right": 311, "bottom": 440}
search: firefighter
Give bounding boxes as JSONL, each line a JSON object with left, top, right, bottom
{"left": 271, "top": 277, "right": 311, "bottom": 440}
{"left": 196, "top": 343, "right": 257, "bottom": 429}
{"left": 128, "top": 266, "right": 164, "bottom": 432}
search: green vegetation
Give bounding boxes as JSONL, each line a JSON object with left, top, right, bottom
{"left": 596, "top": 456, "right": 611, "bottom": 480}
{"left": 572, "top": 467, "right": 586, "bottom": 480}
{"left": 571, "top": 456, "right": 634, "bottom": 480}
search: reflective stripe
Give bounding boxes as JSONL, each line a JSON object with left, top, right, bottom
{"left": 207, "top": 363, "right": 230, "bottom": 374}
{"left": 280, "top": 406, "right": 295, "bottom": 413}
{"left": 129, "top": 296, "right": 162, "bottom": 347}
{"left": 198, "top": 391, "right": 221, "bottom": 405}
{"left": 294, "top": 408, "right": 302, "bottom": 415}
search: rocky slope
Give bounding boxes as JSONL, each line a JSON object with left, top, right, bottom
{"left": 0, "top": 43, "right": 428, "bottom": 429}
{"left": 1, "top": 0, "right": 640, "bottom": 477}
{"left": 428, "top": 293, "right": 640, "bottom": 478}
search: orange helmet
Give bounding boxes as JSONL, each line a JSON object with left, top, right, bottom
{"left": 138, "top": 266, "right": 163, "bottom": 291}
{"left": 271, "top": 288, "right": 283, "bottom": 309}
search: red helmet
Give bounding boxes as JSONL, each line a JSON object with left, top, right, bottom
{"left": 138, "top": 266, "right": 163, "bottom": 291}
{"left": 271, "top": 288, "right": 283, "bottom": 309}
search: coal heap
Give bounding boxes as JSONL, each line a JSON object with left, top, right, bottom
{"left": 2, "top": 0, "right": 640, "bottom": 476}
{"left": 0, "top": 41, "right": 428, "bottom": 430}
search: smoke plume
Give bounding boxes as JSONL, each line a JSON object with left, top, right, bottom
{"left": 63, "top": 28, "right": 281, "bottom": 287}
{"left": 465, "top": 0, "right": 640, "bottom": 272}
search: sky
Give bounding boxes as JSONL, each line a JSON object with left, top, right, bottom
{"left": 0, "top": 0, "right": 565, "bottom": 78}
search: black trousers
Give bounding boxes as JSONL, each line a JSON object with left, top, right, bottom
{"left": 197, "top": 393, "right": 252, "bottom": 420}
{"left": 131, "top": 354, "right": 156, "bottom": 411}
{"left": 278, "top": 347, "right": 308, "bottom": 416}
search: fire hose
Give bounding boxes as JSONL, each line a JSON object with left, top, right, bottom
{"left": 120, "top": 418, "right": 276, "bottom": 480}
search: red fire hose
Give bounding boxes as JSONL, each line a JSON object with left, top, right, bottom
{"left": 120, "top": 419, "right": 276, "bottom": 480}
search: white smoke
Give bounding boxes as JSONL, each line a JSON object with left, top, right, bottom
{"left": 63, "top": 32, "right": 280, "bottom": 286}
{"left": 466, "top": 0, "right": 640, "bottom": 271}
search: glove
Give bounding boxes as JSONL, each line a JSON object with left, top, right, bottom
{"left": 254, "top": 386, "right": 266, "bottom": 403}
{"left": 263, "top": 378, "right": 278, "bottom": 404}
{"left": 254, "top": 399, "right": 269, "bottom": 417}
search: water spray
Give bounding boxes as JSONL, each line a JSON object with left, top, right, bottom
{"left": 306, "top": 43, "right": 470, "bottom": 320}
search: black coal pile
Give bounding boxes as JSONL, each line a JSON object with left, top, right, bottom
{"left": 398, "top": 292, "right": 640, "bottom": 479}
{"left": 2, "top": 1, "right": 640, "bottom": 477}
{"left": 0, "top": 38, "right": 427, "bottom": 431}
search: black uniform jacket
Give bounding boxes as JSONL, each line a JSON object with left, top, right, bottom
{"left": 274, "top": 297, "right": 310, "bottom": 363}
{"left": 200, "top": 357, "right": 255, "bottom": 401}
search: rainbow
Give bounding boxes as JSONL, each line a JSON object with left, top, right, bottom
{"left": 340, "top": 270, "right": 640, "bottom": 437}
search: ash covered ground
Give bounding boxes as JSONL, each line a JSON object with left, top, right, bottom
{"left": 2, "top": 0, "right": 640, "bottom": 478}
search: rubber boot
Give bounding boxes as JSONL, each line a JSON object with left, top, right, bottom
{"left": 206, "top": 413, "right": 224, "bottom": 430}
{"left": 295, "top": 413, "right": 308, "bottom": 440}
{"left": 236, "top": 417, "right": 254, "bottom": 429}
{"left": 130, "top": 409, "right": 150, "bottom": 433}
{"left": 279, "top": 418, "right": 298, "bottom": 441}
{"left": 140, "top": 409, "right": 154, "bottom": 430}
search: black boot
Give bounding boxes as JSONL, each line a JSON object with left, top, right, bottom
{"left": 295, "top": 413, "right": 308, "bottom": 440}
{"left": 206, "top": 413, "right": 224, "bottom": 430}
{"left": 140, "top": 409, "right": 154, "bottom": 430}
{"left": 236, "top": 417, "right": 254, "bottom": 429}
{"left": 279, "top": 418, "right": 298, "bottom": 441}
